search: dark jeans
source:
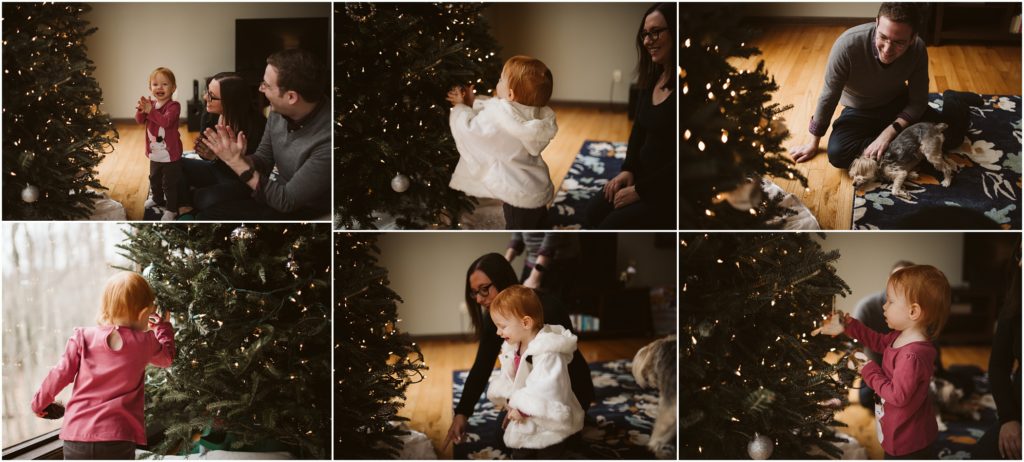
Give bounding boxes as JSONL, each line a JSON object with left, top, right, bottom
{"left": 511, "top": 439, "right": 568, "bottom": 459}
{"left": 972, "top": 421, "right": 1020, "bottom": 459}
{"left": 827, "top": 91, "right": 969, "bottom": 169}
{"left": 149, "top": 160, "right": 182, "bottom": 211}
{"left": 178, "top": 158, "right": 250, "bottom": 213}
{"left": 584, "top": 194, "right": 674, "bottom": 229}
{"left": 503, "top": 203, "right": 548, "bottom": 230}
{"left": 884, "top": 443, "right": 936, "bottom": 459}
{"left": 62, "top": 440, "right": 136, "bottom": 460}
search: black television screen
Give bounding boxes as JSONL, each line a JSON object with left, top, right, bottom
{"left": 235, "top": 17, "right": 329, "bottom": 86}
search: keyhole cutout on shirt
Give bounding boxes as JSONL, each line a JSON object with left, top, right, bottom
{"left": 106, "top": 328, "right": 123, "bottom": 351}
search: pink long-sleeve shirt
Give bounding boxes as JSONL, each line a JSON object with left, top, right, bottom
{"left": 845, "top": 317, "right": 937, "bottom": 456}
{"left": 134, "top": 100, "right": 183, "bottom": 162}
{"left": 31, "top": 322, "right": 175, "bottom": 444}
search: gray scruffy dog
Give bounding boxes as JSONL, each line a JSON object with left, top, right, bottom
{"left": 848, "top": 122, "right": 955, "bottom": 199}
{"left": 632, "top": 335, "right": 676, "bottom": 458}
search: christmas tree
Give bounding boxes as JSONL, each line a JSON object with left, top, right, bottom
{"left": 118, "top": 224, "right": 331, "bottom": 459}
{"left": 335, "top": 233, "right": 426, "bottom": 458}
{"left": 680, "top": 5, "right": 807, "bottom": 229}
{"left": 680, "top": 233, "right": 857, "bottom": 459}
{"left": 2, "top": 2, "right": 118, "bottom": 220}
{"left": 334, "top": 3, "right": 503, "bottom": 229}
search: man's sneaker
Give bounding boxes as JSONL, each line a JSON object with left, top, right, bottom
{"left": 144, "top": 198, "right": 158, "bottom": 209}
{"left": 160, "top": 210, "right": 177, "bottom": 221}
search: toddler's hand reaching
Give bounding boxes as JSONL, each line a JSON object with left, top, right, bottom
{"left": 148, "top": 306, "right": 170, "bottom": 329}
{"left": 138, "top": 96, "right": 153, "bottom": 114}
{"left": 811, "top": 312, "right": 846, "bottom": 337}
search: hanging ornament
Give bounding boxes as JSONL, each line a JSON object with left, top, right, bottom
{"left": 230, "top": 225, "right": 256, "bottom": 244}
{"left": 345, "top": 3, "right": 376, "bottom": 22}
{"left": 21, "top": 184, "right": 40, "bottom": 203}
{"left": 142, "top": 264, "right": 155, "bottom": 279}
{"left": 391, "top": 173, "right": 410, "bottom": 193}
{"left": 748, "top": 433, "right": 774, "bottom": 459}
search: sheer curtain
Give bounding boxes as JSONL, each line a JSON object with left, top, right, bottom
{"left": 2, "top": 223, "right": 132, "bottom": 448}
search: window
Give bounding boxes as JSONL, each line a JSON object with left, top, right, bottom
{"left": 2, "top": 223, "right": 132, "bottom": 448}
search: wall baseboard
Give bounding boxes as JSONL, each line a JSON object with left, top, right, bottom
{"left": 549, "top": 100, "right": 629, "bottom": 112}
{"left": 743, "top": 16, "right": 873, "bottom": 27}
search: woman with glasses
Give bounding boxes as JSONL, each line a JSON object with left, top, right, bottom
{"left": 585, "top": 3, "right": 677, "bottom": 230}
{"left": 177, "top": 72, "right": 266, "bottom": 218}
{"left": 442, "top": 253, "right": 594, "bottom": 452}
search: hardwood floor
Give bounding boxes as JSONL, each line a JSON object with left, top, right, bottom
{"left": 94, "top": 122, "right": 199, "bottom": 220}
{"left": 544, "top": 105, "right": 633, "bottom": 193}
{"left": 397, "top": 336, "right": 657, "bottom": 459}
{"left": 734, "top": 24, "right": 1022, "bottom": 229}
{"left": 834, "top": 345, "right": 991, "bottom": 459}
{"left": 95, "top": 107, "right": 628, "bottom": 220}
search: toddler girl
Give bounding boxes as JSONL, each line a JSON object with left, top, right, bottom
{"left": 815, "top": 265, "right": 951, "bottom": 459}
{"left": 135, "top": 67, "right": 183, "bottom": 221}
{"left": 447, "top": 56, "right": 558, "bottom": 229}
{"left": 486, "top": 285, "right": 583, "bottom": 458}
{"left": 32, "top": 272, "right": 175, "bottom": 460}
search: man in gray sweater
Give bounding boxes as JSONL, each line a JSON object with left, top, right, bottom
{"left": 202, "top": 48, "right": 330, "bottom": 219}
{"left": 789, "top": 3, "right": 982, "bottom": 169}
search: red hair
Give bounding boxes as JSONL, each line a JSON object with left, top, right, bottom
{"left": 503, "top": 56, "right": 553, "bottom": 107}
{"left": 887, "top": 265, "right": 951, "bottom": 340}
{"left": 99, "top": 272, "right": 155, "bottom": 325}
{"left": 490, "top": 285, "right": 544, "bottom": 325}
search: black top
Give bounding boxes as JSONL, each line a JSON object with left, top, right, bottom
{"left": 990, "top": 244, "right": 1022, "bottom": 424}
{"left": 622, "top": 85, "right": 676, "bottom": 208}
{"left": 454, "top": 292, "right": 595, "bottom": 417}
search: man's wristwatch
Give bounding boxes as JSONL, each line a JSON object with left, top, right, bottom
{"left": 238, "top": 167, "right": 256, "bottom": 183}
{"left": 891, "top": 121, "right": 904, "bottom": 134}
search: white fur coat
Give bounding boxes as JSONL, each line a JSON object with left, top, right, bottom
{"left": 448, "top": 96, "right": 557, "bottom": 209}
{"left": 486, "top": 324, "right": 584, "bottom": 449}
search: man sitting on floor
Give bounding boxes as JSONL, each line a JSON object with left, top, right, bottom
{"left": 788, "top": 2, "right": 983, "bottom": 169}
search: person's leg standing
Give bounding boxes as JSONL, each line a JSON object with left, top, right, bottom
{"left": 149, "top": 161, "right": 166, "bottom": 207}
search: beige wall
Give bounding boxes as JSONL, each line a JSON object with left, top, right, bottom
{"left": 485, "top": 2, "right": 652, "bottom": 104}
{"left": 815, "top": 233, "right": 964, "bottom": 314}
{"left": 740, "top": 2, "right": 880, "bottom": 18}
{"left": 84, "top": 2, "right": 329, "bottom": 120}
{"left": 379, "top": 233, "right": 677, "bottom": 336}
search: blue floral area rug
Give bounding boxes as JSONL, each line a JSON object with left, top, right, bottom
{"left": 852, "top": 94, "right": 1021, "bottom": 230}
{"left": 547, "top": 141, "right": 626, "bottom": 229}
{"left": 936, "top": 373, "right": 997, "bottom": 459}
{"left": 452, "top": 359, "right": 673, "bottom": 459}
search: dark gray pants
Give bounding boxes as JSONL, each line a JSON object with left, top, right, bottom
{"left": 150, "top": 160, "right": 182, "bottom": 211}
{"left": 502, "top": 203, "right": 548, "bottom": 229}
{"left": 63, "top": 440, "right": 136, "bottom": 460}
{"left": 511, "top": 439, "right": 568, "bottom": 459}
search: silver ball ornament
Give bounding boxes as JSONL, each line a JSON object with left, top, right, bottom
{"left": 748, "top": 433, "right": 774, "bottom": 459}
{"left": 142, "top": 264, "right": 155, "bottom": 278}
{"left": 230, "top": 225, "right": 256, "bottom": 243}
{"left": 391, "top": 173, "right": 410, "bottom": 193}
{"left": 21, "top": 184, "right": 40, "bottom": 203}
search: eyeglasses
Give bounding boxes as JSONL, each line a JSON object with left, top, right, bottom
{"left": 203, "top": 91, "right": 221, "bottom": 101}
{"left": 641, "top": 27, "right": 667, "bottom": 42}
{"left": 876, "top": 31, "right": 910, "bottom": 51}
{"left": 468, "top": 283, "right": 493, "bottom": 299}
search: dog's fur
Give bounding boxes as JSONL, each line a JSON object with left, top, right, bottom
{"left": 632, "top": 335, "right": 676, "bottom": 458}
{"left": 848, "top": 122, "right": 955, "bottom": 199}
